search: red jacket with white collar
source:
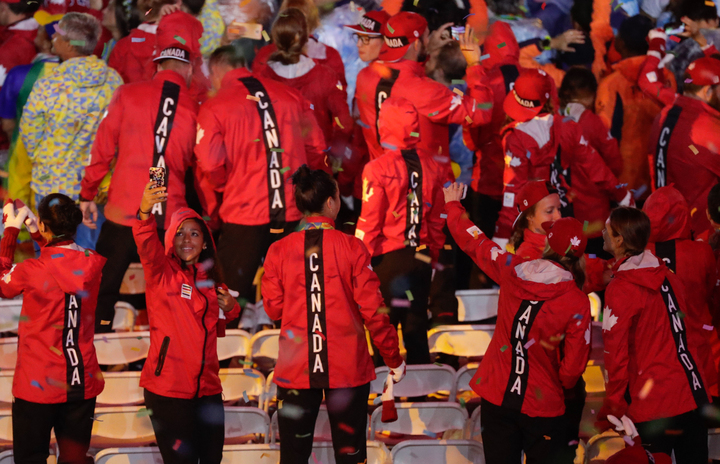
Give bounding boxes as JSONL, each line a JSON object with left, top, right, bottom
{"left": 81, "top": 70, "right": 197, "bottom": 228}
{"left": 107, "top": 24, "right": 157, "bottom": 84}
{"left": 445, "top": 200, "right": 591, "bottom": 417}
{"left": 355, "top": 96, "right": 446, "bottom": 261}
{"left": 354, "top": 59, "right": 494, "bottom": 162}
{"left": 262, "top": 216, "right": 403, "bottom": 389}
{"left": 564, "top": 103, "right": 623, "bottom": 179}
{"left": 497, "top": 115, "right": 627, "bottom": 239}
{"left": 600, "top": 251, "right": 712, "bottom": 423}
{"left": 0, "top": 231, "right": 106, "bottom": 404}
{"left": 194, "top": 68, "right": 329, "bottom": 227}
{"left": 252, "top": 38, "right": 347, "bottom": 88}
{"left": 133, "top": 209, "right": 241, "bottom": 399}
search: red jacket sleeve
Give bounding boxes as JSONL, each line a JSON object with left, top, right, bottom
{"left": 444, "top": 200, "right": 507, "bottom": 283}
{"left": 426, "top": 181, "right": 446, "bottom": 262}
{"left": 326, "top": 75, "right": 354, "bottom": 147}
{"left": 132, "top": 215, "right": 168, "bottom": 286}
{"left": 573, "top": 129, "right": 628, "bottom": 202}
{"left": 350, "top": 238, "right": 403, "bottom": 368}
{"left": 324, "top": 46, "right": 347, "bottom": 88}
{"left": 261, "top": 241, "right": 284, "bottom": 321}
{"left": 355, "top": 163, "right": 387, "bottom": 257}
{"left": 559, "top": 294, "right": 592, "bottom": 389}
{"left": 0, "top": 229, "right": 27, "bottom": 299}
{"left": 81, "top": 87, "right": 124, "bottom": 200}
{"left": 302, "top": 100, "right": 331, "bottom": 174}
{"left": 638, "top": 53, "right": 676, "bottom": 107}
{"left": 194, "top": 103, "right": 229, "bottom": 189}
{"left": 581, "top": 111, "right": 623, "bottom": 178}
{"left": 496, "top": 130, "right": 529, "bottom": 238}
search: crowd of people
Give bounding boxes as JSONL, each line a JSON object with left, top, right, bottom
{"left": 0, "top": 0, "right": 720, "bottom": 462}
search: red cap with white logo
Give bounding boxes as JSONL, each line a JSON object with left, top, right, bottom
{"left": 345, "top": 10, "right": 390, "bottom": 36}
{"left": 542, "top": 217, "right": 587, "bottom": 257}
{"left": 503, "top": 68, "right": 554, "bottom": 123}
{"left": 378, "top": 11, "right": 427, "bottom": 62}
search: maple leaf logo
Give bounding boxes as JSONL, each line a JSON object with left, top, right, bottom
{"left": 585, "top": 326, "right": 590, "bottom": 345}
{"left": 509, "top": 157, "right": 522, "bottom": 168}
{"left": 491, "top": 248, "right": 503, "bottom": 261}
{"left": 570, "top": 236, "right": 581, "bottom": 247}
{"left": 579, "top": 135, "right": 588, "bottom": 146}
{"left": 449, "top": 94, "right": 462, "bottom": 111}
{"left": 2, "top": 265, "right": 16, "bottom": 284}
{"left": 362, "top": 178, "right": 374, "bottom": 202}
{"left": 602, "top": 306, "right": 618, "bottom": 332}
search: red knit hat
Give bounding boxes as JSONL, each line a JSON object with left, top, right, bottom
{"left": 516, "top": 181, "right": 557, "bottom": 214}
{"left": 687, "top": 56, "right": 720, "bottom": 86}
{"left": 503, "top": 68, "right": 554, "bottom": 123}
{"left": 605, "top": 439, "right": 672, "bottom": 464}
{"left": 154, "top": 11, "right": 203, "bottom": 63}
{"left": 542, "top": 217, "right": 587, "bottom": 257}
{"left": 345, "top": 10, "right": 390, "bottom": 36}
{"left": 379, "top": 11, "right": 427, "bottom": 62}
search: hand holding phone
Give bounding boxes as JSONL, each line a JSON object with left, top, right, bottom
{"left": 149, "top": 167, "right": 166, "bottom": 189}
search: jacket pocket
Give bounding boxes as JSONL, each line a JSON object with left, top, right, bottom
{"left": 155, "top": 336, "right": 170, "bottom": 376}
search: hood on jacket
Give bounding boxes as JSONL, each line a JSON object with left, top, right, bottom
{"left": 379, "top": 96, "right": 419, "bottom": 151}
{"left": 643, "top": 186, "right": 691, "bottom": 242}
{"left": 483, "top": 20, "right": 520, "bottom": 69}
{"left": 613, "top": 250, "right": 666, "bottom": 290}
{"left": 163, "top": 208, "right": 217, "bottom": 260}
{"left": 42, "top": 243, "right": 107, "bottom": 295}
{"left": 509, "top": 259, "right": 579, "bottom": 301}
{"left": 611, "top": 55, "right": 647, "bottom": 83}
{"left": 62, "top": 55, "right": 113, "bottom": 88}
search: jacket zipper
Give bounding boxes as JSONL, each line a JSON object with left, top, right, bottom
{"left": 155, "top": 336, "right": 170, "bottom": 376}
{"left": 194, "top": 266, "right": 210, "bottom": 398}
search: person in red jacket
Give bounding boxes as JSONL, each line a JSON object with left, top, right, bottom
{"left": 262, "top": 165, "right": 405, "bottom": 464}
{"left": 134, "top": 181, "right": 241, "bottom": 464}
{"left": 79, "top": 11, "right": 199, "bottom": 333}
{"left": 0, "top": 194, "right": 106, "bottom": 464}
{"left": 354, "top": 12, "right": 493, "bottom": 162}
{"left": 194, "top": 52, "right": 329, "bottom": 315}
{"left": 256, "top": 8, "right": 352, "bottom": 154}
{"left": 444, "top": 182, "right": 591, "bottom": 464}
{"left": 599, "top": 207, "right": 712, "bottom": 463}
{"left": 642, "top": 186, "right": 719, "bottom": 399}
{"left": 355, "top": 96, "right": 445, "bottom": 365}
{"left": 507, "top": 180, "right": 562, "bottom": 260}
{"left": 496, "top": 68, "right": 631, "bottom": 250}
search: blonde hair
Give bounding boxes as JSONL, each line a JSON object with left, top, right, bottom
{"left": 279, "top": 0, "right": 319, "bottom": 33}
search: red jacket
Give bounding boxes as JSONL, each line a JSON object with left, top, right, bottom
{"left": 252, "top": 38, "right": 347, "bottom": 88}
{"left": 0, "top": 232, "right": 106, "bottom": 404}
{"left": 643, "top": 186, "right": 719, "bottom": 396}
{"left": 601, "top": 251, "right": 712, "bottom": 423}
{"left": 133, "top": 209, "right": 241, "bottom": 399}
{"left": 194, "top": 68, "right": 329, "bottom": 226}
{"left": 354, "top": 59, "right": 493, "bottom": 161}
{"left": 647, "top": 95, "right": 720, "bottom": 237}
{"left": 355, "top": 96, "right": 446, "bottom": 261}
{"left": 262, "top": 216, "right": 403, "bottom": 389}
{"left": 107, "top": 24, "right": 157, "bottom": 84}
{"left": 564, "top": 104, "right": 623, "bottom": 178}
{"left": 445, "top": 201, "right": 591, "bottom": 417}
{"left": 497, "top": 115, "right": 627, "bottom": 239}
{"left": 256, "top": 60, "right": 353, "bottom": 152}
{"left": 81, "top": 70, "right": 197, "bottom": 228}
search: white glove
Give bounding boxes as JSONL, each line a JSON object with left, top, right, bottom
{"left": 3, "top": 202, "right": 28, "bottom": 230}
{"left": 22, "top": 207, "right": 39, "bottom": 234}
{"left": 389, "top": 361, "right": 406, "bottom": 383}
{"left": 607, "top": 414, "right": 638, "bottom": 439}
{"left": 619, "top": 191, "right": 635, "bottom": 207}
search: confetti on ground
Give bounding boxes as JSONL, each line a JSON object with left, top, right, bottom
{"left": 638, "top": 378, "right": 654, "bottom": 399}
{"left": 689, "top": 144, "right": 699, "bottom": 155}
{"left": 405, "top": 290, "right": 414, "bottom": 301}
{"left": 243, "top": 369, "right": 260, "bottom": 378}
{"left": 262, "top": 30, "right": 270, "bottom": 41}
{"left": 410, "top": 132, "right": 419, "bottom": 137}
{"left": 246, "top": 95, "right": 260, "bottom": 102}
{"left": 174, "top": 35, "right": 186, "bottom": 45}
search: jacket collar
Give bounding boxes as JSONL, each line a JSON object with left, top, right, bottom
{"left": 221, "top": 67, "right": 252, "bottom": 89}
{"left": 677, "top": 94, "right": 720, "bottom": 120}
{"left": 304, "top": 216, "right": 335, "bottom": 229}
{"left": 154, "top": 69, "right": 189, "bottom": 88}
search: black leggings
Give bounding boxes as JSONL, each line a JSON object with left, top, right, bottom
{"left": 143, "top": 390, "right": 225, "bottom": 464}
{"left": 636, "top": 408, "right": 708, "bottom": 464}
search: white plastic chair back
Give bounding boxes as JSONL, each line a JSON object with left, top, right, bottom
{"left": 456, "top": 290, "right": 499, "bottom": 322}
{"left": 217, "top": 330, "right": 252, "bottom": 361}
{"left": 270, "top": 406, "right": 369, "bottom": 443}
{"left": 250, "top": 330, "right": 280, "bottom": 361}
{"left": 465, "top": 405, "right": 481, "bottom": 440}
{"left": 453, "top": 364, "right": 479, "bottom": 398}
{"left": 94, "top": 332, "right": 151, "bottom": 365}
{"left": 391, "top": 439, "right": 485, "bottom": 464}
{"left": 370, "top": 402, "right": 468, "bottom": 437}
{"left": 311, "top": 441, "right": 391, "bottom": 464}
{"left": 219, "top": 368, "right": 265, "bottom": 404}
{"left": 90, "top": 407, "right": 156, "bottom": 447}
{"left": 0, "top": 409, "right": 12, "bottom": 444}
{"left": 0, "top": 371, "right": 13, "bottom": 406}
{"left": 370, "top": 365, "right": 456, "bottom": 399}
{"left": 0, "top": 299, "right": 22, "bottom": 333}
{"left": 96, "top": 372, "right": 144, "bottom": 406}
{"left": 119, "top": 263, "right": 146, "bottom": 295}
{"left": 94, "top": 448, "right": 163, "bottom": 464}
{"left": 709, "top": 428, "right": 720, "bottom": 460}
{"left": 0, "top": 338, "right": 17, "bottom": 370}
{"left": 221, "top": 444, "right": 280, "bottom": 464}
{"left": 224, "top": 406, "right": 271, "bottom": 443}
{"left": 427, "top": 325, "right": 494, "bottom": 357}
{"left": 112, "top": 302, "right": 137, "bottom": 332}
{"left": 263, "top": 371, "right": 277, "bottom": 412}
{"left": 0, "top": 450, "right": 56, "bottom": 464}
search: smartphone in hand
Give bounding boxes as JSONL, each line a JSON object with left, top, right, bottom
{"left": 149, "top": 167, "right": 167, "bottom": 189}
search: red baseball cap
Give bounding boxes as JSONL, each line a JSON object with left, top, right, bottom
{"left": 687, "top": 56, "right": 720, "bottom": 86}
{"left": 542, "top": 217, "right": 587, "bottom": 257}
{"left": 516, "top": 180, "right": 557, "bottom": 214}
{"left": 345, "top": 10, "right": 390, "bottom": 36}
{"left": 503, "top": 68, "right": 553, "bottom": 122}
{"left": 153, "top": 11, "right": 203, "bottom": 63}
{"left": 378, "top": 11, "right": 427, "bottom": 62}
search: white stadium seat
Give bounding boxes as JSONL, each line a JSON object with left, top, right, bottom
{"left": 453, "top": 363, "right": 479, "bottom": 401}
{"left": 391, "top": 439, "right": 485, "bottom": 464}
{"left": 219, "top": 368, "right": 265, "bottom": 405}
{"left": 217, "top": 330, "right": 252, "bottom": 361}
{"left": 0, "top": 338, "right": 17, "bottom": 371}
{"left": 224, "top": 406, "right": 271, "bottom": 444}
{"left": 311, "top": 441, "right": 391, "bottom": 464}
{"left": 0, "top": 371, "right": 12, "bottom": 406}
{"left": 455, "top": 289, "right": 499, "bottom": 322}
{"left": 249, "top": 330, "right": 280, "bottom": 363}
{"left": 370, "top": 402, "right": 468, "bottom": 439}
{"left": 94, "top": 332, "right": 151, "bottom": 365}
{"left": 370, "top": 364, "right": 456, "bottom": 400}
{"left": 427, "top": 325, "right": 494, "bottom": 358}
{"left": 0, "top": 299, "right": 22, "bottom": 334}
{"left": 96, "top": 372, "right": 144, "bottom": 407}
{"left": 90, "top": 406, "right": 156, "bottom": 448}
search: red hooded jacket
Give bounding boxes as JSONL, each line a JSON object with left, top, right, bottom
{"left": 252, "top": 38, "right": 347, "bottom": 88}
{"left": 563, "top": 103, "right": 623, "bottom": 179}
{"left": 107, "top": 24, "right": 157, "bottom": 85}
{"left": 497, "top": 115, "right": 627, "bottom": 239}
{"left": 354, "top": 60, "right": 493, "bottom": 162}
{"left": 81, "top": 70, "right": 197, "bottom": 228}
{"left": 601, "top": 251, "right": 712, "bottom": 423}
{"left": 0, "top": 232, "right": 106, "bottom": 404}
{"left": 445, "top": 200, "right": 591, "bottom": 417}
{"left": 643, "top": 186, "right": 719, "bottom": 396}
{"left": 262, "top": 216, "right": 403, "bottom": 389}
{"left": 194, "top": 68, "right": 329, "bottom": 226}
{"left": 465, "top": 20, "right": 521, "bottom": 199}
{"left": 354, "top": 97, "right": 446, "bottom": 261}
{"left": 133, "top": 209, "right": 241, "bottom": 399}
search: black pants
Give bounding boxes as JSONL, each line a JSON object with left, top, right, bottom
{"left": 636, "top": 408, "right": 708, "bottom": 464}
{"left": 277, "top": 383, "right": 370, "bottom": 464}
{"left": 372, "top": 247, "right": 432, "bottom": 365}
{"left": 143, "top": 390, "right": 224, "bottom": 464}
{"left": 480, "top": 399, "right": 565, "bottom": 464}
{"left": 559, "top": 378, "right": 586, "bottom": 463}
{"left": 12, "top": 396, "right": 96, "bottom": 464}
{"left": 94, "top": 220, "right": 164, "bottom": 333}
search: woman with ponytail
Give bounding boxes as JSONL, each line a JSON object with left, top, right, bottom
{"left": 262, "top": 165, "right": 404, "bottom": 464}
{"left": 444, "top": 182, "right": 592, "bottom": 464}
{"left": 0, "top": 194, "right": 106, "bottom": 464}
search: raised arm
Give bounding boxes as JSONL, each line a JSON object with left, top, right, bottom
{"left": 132, "top": 181, "right": 169, "bottom": 284}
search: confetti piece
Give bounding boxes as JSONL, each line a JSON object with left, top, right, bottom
{"left": 444, "top": 244, "right": 452, "bottom": 250}
{"left": 614, "top": 2, "right": 623, "bottom": 10}
{"left": 387, "top": 24, "right": 395, "bottom": 34}
{"left": 173, "top": 440, "right": 182, "bottom": 451}
{"left": 392, "top": 211, "right": 400, "bottom": 218}
{"left": 703, "top": 324, "right": 714, "bottom": 331}
{"left": 131, "top": 37, "right": 146, "bottom": 43}
{"left": 497, "top": 42, "right": 506, "bottom": 48}
{"left": 463, "top": 13, "right": 475, "bottom": 19}
{"left": 706, "top": 1, "right": 715, "bottom": 6}
{"left": 405, "top": 290, "right": 414, "bottom": 301}
{"left": 338, "top": 422, "right": 355, "bottom": 434}
{"left": 246, "top": 95, "right": 260, "bottom": 102}
{"left": 685, "top": 78, "right": 693, "bottom": 83}
{"left": 413, "top": 0, "right": 418, "bottom": 5}
{"left": 453, "top": 87, "right": 464, "bottom": 96}
{"left": 280, "top": 167, "right": 290, "bottom": 174}
{"left": 242, "top": 390, "right": 249, "bottom": 402}
{"left": 476, "top": 102, "right": 492, "bottom": 109}
{"left": 410, "top": 131, "right": 419, "bottom": 137}
{"left": 262, "top": 30, "right": 270, "bottom": 41}
{"left": 691, "top": 207, "right": 698, "bottom": 217}
{"left": 49, "top": 346, "right": 62, "bottom": 356}
{"left": 286, "top": 330, "right": 294, "bottom": 339}
{"left": 459, "top": 397, "right": 466, "bottom": 408}
{"left": 51, "top": 253, "right": 64, "bottom": 259}
{"left": 100, "top": 320, "right": 111, "bottom": 325}
{"left": 271, "top": 148, "right": 284, "bottom": 152}
{"left": 131, "top": 347, "right": 140, "bottom": 352}
{"left": 270, "top": 228, "right": 284, "bottom": 234}
{"left": 414, "top": 252, "right": 431, "bottom": 264}
{"left": 137, "top": 408, "right": 153, "bottom": 417}
{"left": 253, "top": 139, "right": 260, "bottom": 142}
{"left": 475, "top": 377, "right": 481, "bottom": 384}
{"left": 31, "top": 380, "right": 44, "bottom": 390}
{"left": 480, "top": 54, "right": 490, "bottom": 61}
{"left": 335, "top": 117, "right": 345, "bottom": 129}
{"left": 451, "top": 80, "right": 466, "bottom": 85}
{"left": 638, "top": 378, "right": 654, "bottom": 399}
{"left": 500, "top": 345, "right": 508, "bottom": 352}
{"left": 296, "top": 432, "right": 312, "bottom": 438}
{"left": 573, "top": 314, "right": 583, "bottom": 320}
{"left": 390, "top": 298, "right": 411, "bottom": 308}
{"left": 689, "top": 144, "right": 699, "bottom": 155}
{"left": 422, "top": 430, "right": 437, "bottom": 438}
{"left": 524, "top": 339, "right": 536, "bottom": 349}
{"left": 428, "top": 111, "right": 439, "bottom": 117}
{"left": 54, "top": 24, "right": 65, "bottom": 35}
{"left": 440, "top": 214, "right": 447, "bottom": 219}
{"left": 85, "top": 249, "right": 90, "bottom": 256}
{"left": 465, "top": 115, "right": 473, "bottom": 124}
{"left": 174, "top": 35, "right": 186, "bottom": 45}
